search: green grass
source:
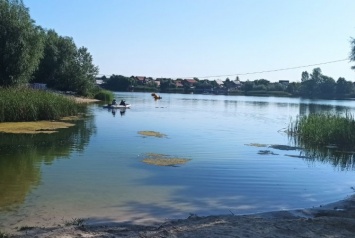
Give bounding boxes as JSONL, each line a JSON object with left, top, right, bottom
{"left": 0, "top": 87, "right": 81, "bottom": 122}
{"left": 94, "top": 89, "right": 114, "bottom": 102}
{"left": 288, "top": 112, "right": 355, "bottom": 148}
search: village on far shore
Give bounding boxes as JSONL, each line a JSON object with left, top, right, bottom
{"left": 94, "top": 70, "right": 355, "bottom": 99}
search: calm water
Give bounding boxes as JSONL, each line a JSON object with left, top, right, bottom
{"left": 1, "top": 92, "right": 355, "bottom": 229}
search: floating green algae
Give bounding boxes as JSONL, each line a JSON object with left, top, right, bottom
{"left": 138, "top": 131, "right": 167, "bottom": 138}
{"left": 245, "top": 143, "right": 268, "bottom": 147}
{"left": 142, "top": 153, "right": 191, "bottom": 166}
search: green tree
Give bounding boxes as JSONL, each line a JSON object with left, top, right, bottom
{"left": 336, "top": 77, "right": 354, "bottom": 97}
{"left": 318, "top": 76, "right": 335, "bottom": 98}
{"left": 105, "top": 75, "right": 132, "bottom": 91}
{"left": 301, "top": 71, "right": 309, "bottom": 82}
{"left": 286, "top": 82, "right": 300, "bottom": 95}
{"left": 242, "top": 80, "right": 253, "bottom": 92}
{"left": 32, "top": 30, "right": 98, "bottom": 96}
{"left": 0, "top": 0, "right": 44, "bottom": 86}
{"left": 71, "top": 46, "right": 99, "bottom": 95}
{"left": 254, "top": 79, "right": 269, "bottom": 85}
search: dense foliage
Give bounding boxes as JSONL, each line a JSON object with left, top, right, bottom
{"left": 0, "top": 88, "right": 80, "bottom": 122}
{"left": 0, "top": 0, "right": 99, "bottom": 97}
{"left": 32, "top": 30, "right": 99, "bottom": 96}
{"left": 0, "top": 0, "right": 44, "bottom": 86}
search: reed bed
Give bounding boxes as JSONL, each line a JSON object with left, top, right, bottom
{"left": 288, "top": 112, "right": 355, "bottom": 148}
{"left": 94, "top": 89, "right": 114, "bottom": 102}
{"left": 0, "top": 88, "right": 81, "bottom": 122}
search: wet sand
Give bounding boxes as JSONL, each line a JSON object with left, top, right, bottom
{"left": 8, "top": 195, "right": 355, "bottom": 238}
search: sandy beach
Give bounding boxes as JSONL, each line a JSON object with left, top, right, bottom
{"left": 6, "top": 194, "right": 355, "bottom": 238}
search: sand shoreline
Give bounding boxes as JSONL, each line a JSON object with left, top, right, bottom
{"left": 6, "top": 194, "right": 355, "bottom": 238}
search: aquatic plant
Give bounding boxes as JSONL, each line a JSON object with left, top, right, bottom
{"left": 287, "top": 112, "right": 355, "bottom": 170}
{"left": 0, "top": 121, "right": 76, "bottom": 134}
{"left": 0, "top": 88, "right": 81, "bottom": 122}
{"left": 245, "top": 143, "right": 268, "bottom": 147}
{"left": 94, "top": 89, "right": 114, "bottom": 101}
{"left": 142, "top": 153, "right": 191, "bottom": 166}
{"left": 138, "top": 131, "right": 167, "bottom": 138}
{"left": 288, "top": 112, "right": 355, "bottom": 149}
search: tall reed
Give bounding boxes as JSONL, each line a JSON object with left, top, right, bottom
{"left": 288, "top": 112, "right": 355, "bottom": 148}
{"left": 94, "top": 89, "right": 114, "bottom": 102}
{"left": 0, "top": 88, "right": 81, "bottom": 122}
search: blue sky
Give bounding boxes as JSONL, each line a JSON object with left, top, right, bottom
{"left": 25, "top": 0, "right": 355, "bottom": 82}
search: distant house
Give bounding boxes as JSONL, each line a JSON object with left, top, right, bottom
{"left": 184, "top": 79, "right": 197, "bottom": 88}
{"left": 153, "top": 80, "right": 160, "bottom": 87}
{"left": 95, "top": 79, "right": 104, "bottom": 85}
{"left": 174, "top": 80, "right": 184, "bottom": 88}
{"left": 232, "top": 79, "right": 242, "bottom": 89}
{"left": 133, "top": 76, "right": 147, "bottom": 85}
{"left": 214, "top": 79, "right": 224, "bottom": 88}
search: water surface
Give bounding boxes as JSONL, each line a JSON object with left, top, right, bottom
{"left": 1, "top": 92, "right": 355, "bottom": 229}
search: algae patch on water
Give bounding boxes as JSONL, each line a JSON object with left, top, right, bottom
{"left": 142, "top": 153, "right": 191, "bottom": 166}
{"left": 0, "top": 121, "right": 75, "bottom": 134}
{"left": 138, "top": 131, "right": 167, "bottom": 138}
{"left": 245, "top": 143, "right": 268, "bottom": 147}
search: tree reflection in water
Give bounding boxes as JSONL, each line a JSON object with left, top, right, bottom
{"left": 0, "top": 113, "right": 96, "bottom": 210}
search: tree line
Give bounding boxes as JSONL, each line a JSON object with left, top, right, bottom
{"left": 0, "top": 0, "right": 99, "bottom": 97}
{"left": 100, "top": 66, "right": 355, "bottom": 99}
{"left": 101, "top": 39, "right": 355, "bottom": 99}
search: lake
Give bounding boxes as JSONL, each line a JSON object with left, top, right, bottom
{"left": 1, "top": 92, "right": 355, "bottom": 229}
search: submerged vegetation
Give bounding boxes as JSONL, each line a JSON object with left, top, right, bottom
{"left": 142, "top": 153, "right": 191, "bottom": 166}
{"left": 289, "top": 113, "right": 355, "bottom": 148}
{"left": 0, "top": 88, "right": 81, "bottom": 122}
{"left": 0, "top": 121, "right": 76, "bottom": 134}
{"left": 138, "top": 131, "right": 167, "bottom": 138}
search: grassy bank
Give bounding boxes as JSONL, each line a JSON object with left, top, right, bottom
{"left": 288, "top": 112, "right": 355, "bottom": 148}
{"left": 0, "top": 88, "right": 81, "bottom": 122}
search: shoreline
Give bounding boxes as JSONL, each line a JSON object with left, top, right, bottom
{"left": 7, "top": 194, "right": 355, "bottom": 238}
